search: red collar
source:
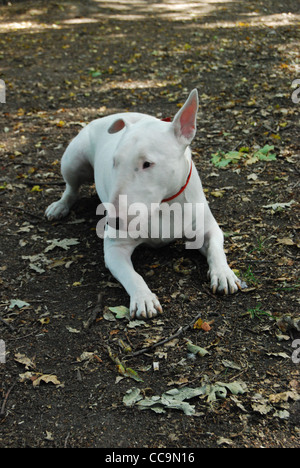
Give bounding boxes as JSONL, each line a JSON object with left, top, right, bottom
{"left": 161, "top": 162, "right": 192, "bottom": 203}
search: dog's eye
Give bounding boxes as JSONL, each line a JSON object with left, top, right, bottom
{"left": 143, "top": 161, "right": 152, "bottom": 170}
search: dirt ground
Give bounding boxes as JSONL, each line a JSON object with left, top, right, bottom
{"left": 0, "top": 0, "right": 299, "bottom": 449}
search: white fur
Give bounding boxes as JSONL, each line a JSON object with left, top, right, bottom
{"left": 45, "top": 90, "right": 241, "bottom": 319}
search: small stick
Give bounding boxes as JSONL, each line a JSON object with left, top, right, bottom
{"left": 0, "top": 316, "right": 15, "bottom": 332}
{"left": 83, "top": 293, "right": 103, "bottom": 329}
{"left": 23, "top": 180, "right": 65, "bottom": 187}
{"left": 0, "top": 383, "right": 16, "bottom": 419}
{"left": 128, "top": 312, "right": 203, "bottom": 358}
{"left": 64, "top": 432, "right": 71, "bottom": 448}
{"left": 0, "top": 205, "right": 44, "bottom": 221}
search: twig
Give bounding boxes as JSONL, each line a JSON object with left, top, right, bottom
{"left": 202, "top": 285, "right": 222, "bottom": 301}
{"left": 22, "top": 180, "right": 65, "bottom": 187}
{"left": 64, "top": 432, "right": 71, "bottom": 448}
{"left": 0, "top": 205, "right": 44, "bottom": 221}
{"left": 83, "top": 293, "right": 103, "bottom": 329}
{"left": 0, "top": 383, "right": 16, "bottom": 420}
{"left": 0, "top": 316, "right": 15, "bottom": 332}
{"left": 128, "top": 312, "right": 203, "bottom": 358}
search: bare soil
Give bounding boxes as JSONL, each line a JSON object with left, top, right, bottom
{"left": 0, "top": 0, "right": 299, "bottom": 448}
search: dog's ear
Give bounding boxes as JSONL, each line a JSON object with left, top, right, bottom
{"left": 172, "top": 89, "right": 198, "bottom": 145}
{"left": 108, "top": 118, "right": 126, "bottom": 134}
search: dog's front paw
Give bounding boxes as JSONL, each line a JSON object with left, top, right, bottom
{"left": 130, "top": 291, "right": 163, "bottom": 320}
{"left": 208, "top": 265, "right": 241, "bottom": 295}
{"left": 45, "top": 200, "right": 70, "bottom": 221}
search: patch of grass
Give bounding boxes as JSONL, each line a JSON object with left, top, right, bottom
{"left": 243, "top": 266, "right": 258, "bottom": 285}
{"left": 246, "top": 304, "right": 273, "bottom": 320}
{"left": 211, "top": 145, "right": 276, "bottom": 168}
{"left": 248, "top": 236, "right": 269, "bottom": 256}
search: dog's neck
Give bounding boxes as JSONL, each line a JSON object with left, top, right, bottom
{"left": 161, "top": 157, "right": 192, "bottom": 203}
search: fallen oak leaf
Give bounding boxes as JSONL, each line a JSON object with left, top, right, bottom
{"left": 251, "top": 401, "right": 272, "bottom": 415}
{"left": 123, "top": 387, "right": 143, "bottom": 407}
{"left": 269, "top": 390, "right": 299, "bottom": 404}
{"left": 14, "top": 353, "right": 36, "bottom": 370}
{"left": 22, "top": 253, "right": 51, "bottom": 274}
{"left": 33, "top": 374, "right": 61, "bottom": 387}
{"left": 19, "top": 371, "right": 38, "bottom": 383}
{"left": 124, "top": 386, "right": 210, "bottom": 416}
{"left": 44, "top": 238, "right": 79, "bottom": 252}
{"left": 222, "top": 359, "right": 242, "bottom": 371}
{"left": 263, "top": 200, "right": 296, "bottom": 211}
{"left": 19, "top": 372, "right": 62, "bottom": 387}
{"left": 77, "top": 351, "right": 95, "bottom": 363}
{"left": 206, "top": 380, "right": 247, "bottom": 403}
{"left": 276, "top": 315, "right": 300, "bottom": 332}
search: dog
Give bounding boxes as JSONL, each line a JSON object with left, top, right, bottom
{"left": 45, "top": 89, "right": 241, "bottom": 319}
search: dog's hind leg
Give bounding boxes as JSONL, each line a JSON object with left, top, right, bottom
{"left": 45, "top": 132, "right": 93, "bottom": 221}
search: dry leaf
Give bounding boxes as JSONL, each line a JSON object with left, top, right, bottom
{"left": 193, "top": 318, "right": 212, "bottom": 331}
{"left": 15, "top": 353, "right": 36, "bottom": 370}
{"left": 276, "top": 237, "right": 294, "bottom": 246}
{"left": 19, "top": 372, "right": 61, "bottom": 387}
{"left": 269, "top": 390, "right": 299, "bottom": 404}
{"left": 33, "top": 374, "right": 61, "bottom": 387}
{"left": 44, "top": 238, "right": 80, "bottom": 252}
{"left": 211, "top": 190, "right": 224, "bottom": 198}
{"left": 186, "top": 341, "right": 209, "bottom": 357}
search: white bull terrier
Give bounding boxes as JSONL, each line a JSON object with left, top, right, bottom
{"left": 45, "top": 89, "right": 241, "bottom": 319}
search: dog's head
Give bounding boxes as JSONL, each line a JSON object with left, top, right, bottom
{"left": 106, "top": 89, "right": 199, "bottom": 234}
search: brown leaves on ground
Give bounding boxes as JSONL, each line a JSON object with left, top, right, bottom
{"left": 0, "top": 0, "right": 299, "bottom": 449}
